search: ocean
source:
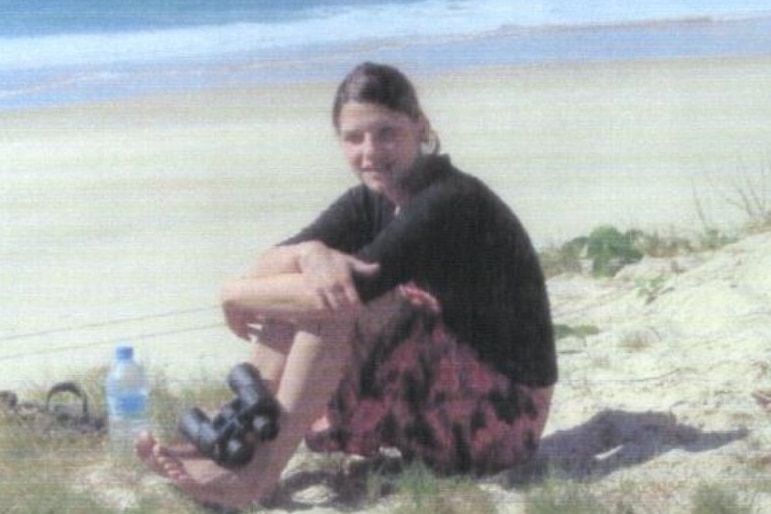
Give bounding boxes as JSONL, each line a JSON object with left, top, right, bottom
{"left": 2, "top": 0, "right": 771, "bottom": 110}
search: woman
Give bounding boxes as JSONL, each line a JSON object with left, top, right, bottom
{"left": 138, "top": 62, "right": 557, "bottom": 509}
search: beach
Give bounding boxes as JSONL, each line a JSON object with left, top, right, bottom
{"left": 2, "top": 54, "right": 771, "bottom": 389}
{"left": 2, "top": 50, "right": 771, "bottom": 510}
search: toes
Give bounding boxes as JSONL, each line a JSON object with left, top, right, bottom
{"left": 166, "top": 464, "right": 192, "bottom": 483}
{"left": 135, "top": 431, "right": 156, "bottom": 459}
{"left": 156, "top": 452, "right": 186, "bottom": 476}
{"left": 136, "top": 433, "right": 170, "bottom": 476}
{"left": 135, "top": 433, "right": 190, "bottom": 479}
{"left": 135, "top": 433, "right": 261, "bottom": 510}
{"left": 158, "top": 441, "right": 203, "bottom": 460}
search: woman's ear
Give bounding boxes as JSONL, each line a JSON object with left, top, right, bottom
{"left": 418, "top": 115, "right": 431, "bottom": 142}
{"left": 418, "top": 116, "right": 440, "bottom": 155}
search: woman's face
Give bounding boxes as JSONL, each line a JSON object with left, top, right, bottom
{"left": 337, "top": 101, "right": 426, "bottom": 206}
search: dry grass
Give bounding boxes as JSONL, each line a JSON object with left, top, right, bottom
{"left": 3, "top": 357, "right": 771, "bottom": 513}
{"left": 0, "top": 368, "right": 228, "bottom": 513}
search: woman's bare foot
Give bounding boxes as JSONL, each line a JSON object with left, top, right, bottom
{"left": 134, "top": 320, "right": 355, "bottom": 509}
{"left": 135, "top": 432, "right": 279, "bottom": 510}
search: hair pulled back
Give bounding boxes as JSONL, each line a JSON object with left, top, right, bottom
{"left": 332, "top": 62, "right": 425, "bottom": 129}
{"left": 332, "top": 62, "right": 439, "bottom": 154}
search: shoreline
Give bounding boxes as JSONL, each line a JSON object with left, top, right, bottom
{"left": 2, "top": 53, "right": 770, "bottom": 391}
{"left": 3, "top": 13, "right": 771, "bottom": 112}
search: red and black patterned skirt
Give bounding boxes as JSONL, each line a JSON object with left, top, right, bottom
{"left": 305, "top": 287, "right": 553, "bottom": 475}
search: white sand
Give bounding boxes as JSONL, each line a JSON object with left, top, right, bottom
{"left": 71, "top": 224, "right": 771, "bottom": 513}
{"left": 2, "top": 55, "right": 770, "bottom": 388}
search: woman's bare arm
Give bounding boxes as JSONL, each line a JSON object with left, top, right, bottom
{"left": 224, "top": 241, "right": 379, "bottom": 339}
{"left": 222, "top": 272, "right": 340, "bottom": 339}
{"left": 247, "top": 241, "right": 379, "bottom": 307}
{"left": 246, "top": 242, "right": 317, "bottom": 277}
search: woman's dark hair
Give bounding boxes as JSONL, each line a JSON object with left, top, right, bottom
{"left": 332, "top": 62, "right": 425, "bottom": 131}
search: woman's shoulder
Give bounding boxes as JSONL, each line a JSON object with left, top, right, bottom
{"left": 427, "top": 155, "right": 492, "bottom": 191}
{"left": 422, "top": 156, "right": 508, "bottom": 211}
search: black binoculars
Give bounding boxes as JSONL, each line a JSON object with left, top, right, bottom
{"left": 179, "top": 363, "right": 280, "bottom": 468}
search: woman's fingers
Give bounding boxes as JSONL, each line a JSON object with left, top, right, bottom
{"left": 223, "top": 304, "right": 255, "bottom": 340}
{"left": 299, "top": 245, "right": 379, "bottom": 309}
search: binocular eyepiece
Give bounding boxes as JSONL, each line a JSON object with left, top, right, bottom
{"left": 178, "top": 363, "right": 280, "bottom": 468}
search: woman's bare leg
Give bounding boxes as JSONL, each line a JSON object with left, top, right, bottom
{"left": 249, "top": 320, "right": 296, "bottom": 393}
{"left": 137, "top": 317, "right": 354, "bottom": 509}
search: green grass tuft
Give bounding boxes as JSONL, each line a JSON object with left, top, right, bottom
{"left": 393, "top": 461, "right": 497, "bottom": 514}
{"left": 525, "top": 480, "right": 611, "bottom": 514}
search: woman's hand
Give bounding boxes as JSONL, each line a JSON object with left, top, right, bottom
{"left": 298, "top": 242, "right": 380, "bottom": 310}
{"left": 220, "top": 242, "right": 379, "bottom": 339}
{"left": 222, "top": 299, "right": 262, "bottom": 340}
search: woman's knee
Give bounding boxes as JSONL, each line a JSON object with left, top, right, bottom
{"left": 295, "top": 315, "right": 357, "bottom": 342}
{"left": 253, "top": 319, "right": 296, "bottom": 349}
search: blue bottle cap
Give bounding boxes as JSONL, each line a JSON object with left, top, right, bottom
{"left": 115, "top": 345, "right": 134, "bottom": 361}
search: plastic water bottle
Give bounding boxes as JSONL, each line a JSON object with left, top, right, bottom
{"left": 105, "top": 345, "right": 150, "bottom": 458}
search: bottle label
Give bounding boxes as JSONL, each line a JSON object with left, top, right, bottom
{"left": 109, "top": 392, "right": 148, "bottom": 419}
